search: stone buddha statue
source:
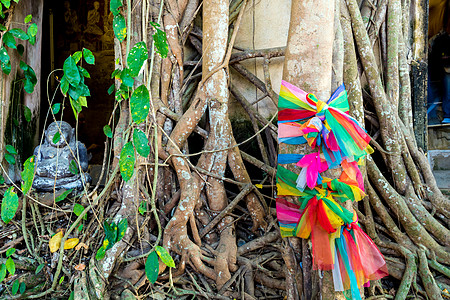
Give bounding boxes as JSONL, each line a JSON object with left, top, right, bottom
{"left": 33, "top": 121, "right": 91, "bottom": 192}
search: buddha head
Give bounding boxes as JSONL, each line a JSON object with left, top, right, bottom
{"left": 45, "top": 121, "right": 75, "bottom": 147}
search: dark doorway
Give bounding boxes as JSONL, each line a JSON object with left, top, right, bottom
{"left": 40, "top": 0, "right": 115, "bottom": 164}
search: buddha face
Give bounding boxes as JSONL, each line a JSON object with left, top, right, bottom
{"left": 94, "top": 1, "right": 100, "bottom": 10}
{"left": 46, "top": 121, "right": 73, "bottom": 147}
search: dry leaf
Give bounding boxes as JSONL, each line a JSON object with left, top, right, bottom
{"left": 75, "top": 242, "right": 88, "bottom": 251}
{"left": 64, "top": 238, "right": 80, "bottom": 250}
{"left": 74, "top": 263, "right": 86, "bottom": 271}
{"left": 49, "top": 231, "right": 63, "bottom": 253}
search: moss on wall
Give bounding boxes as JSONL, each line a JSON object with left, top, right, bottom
{"left": 4, "top": 73, "right": 38, "bottom": 180}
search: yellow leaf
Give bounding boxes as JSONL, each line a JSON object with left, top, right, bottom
{"left": 49, "top": 231, "right": 63, "bottom": 253}
{"left": 64, "top": 238, "right": 80, "bottom": 250}
{"left": 255, "top": 184, "right": 263, "bottom": 189}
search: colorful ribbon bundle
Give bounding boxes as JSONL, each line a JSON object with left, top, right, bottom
{"left": 276, "top": 80, "right": 388, "bottom": 299}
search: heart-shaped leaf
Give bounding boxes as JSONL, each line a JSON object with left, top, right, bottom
{"left": 6, "top": 257, "right": 15, "bottom": 275}
{"left": 127, "top": 42, "right": 148, "bottom": 77}
{"left": 133, "top": 129, "right": 150, "bottom": 157}
{"left": 49, "top": 231, "right": 63, "bottom": 253}
{"left": 145, "top": 251, "right": 159, "bottom": 284}
{"left": 52, "top": 103, "right": 61, "bottom": 114}
{"left": 21, "top": 155, "right": 35, "bottom": 194}
{"left": 5, "top": 145, "right": 17, "bottom": 154}
{"left": 130, "top": 85, "right": 150, "bottom": 124}
{"left": 110, "top": 0, "right": 122, "bottom": 16}
{"left": 103, "top": 125, "right": 113, "bottom": 138}
{"left": 119, "top": 142, "right": 135, "bottom": 181}
{"left": 155, "top": 246, "right": 175, "bottom": 268}
{"left": 1, "top": 187, "right": 18, "bottom": 224}
{"left": 63, "top": 55, "right": 81, "bottom": 86}
{"left": 23, "top": 105, "right": 32, "bottom": 122}
{"left": 82, "top": 48, "right": 95, "bottom": 65}
{"left": 3, "top": 32, "right": 16, "bottom": 49}
{"left": 113, "top": 14, "right": 126, "bottom": 42}
{"left": 0, "top": 264, "right": 6, "bottom": 282}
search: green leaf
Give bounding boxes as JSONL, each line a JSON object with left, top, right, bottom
{"left": 69, "top": 291, "right": 74, "bottom": 300}
{"left": 133, "top": 129, "right": 150, "bottom": 157}
{"left": 63, "top": 55, "right": 81, "bottom": 86}
{"left": 17, "top": 44, "right": 24, "bottom": 56}
{"left": 5, "top": 145, "right": 17, "bottom": 154}
{"left": 119, "top": 142, "right": 135, "bottom": 181}
{"left": 55, "top": 189, "right": 72, "bottom": 202}
{"left": 0, "top": 174, "right": 4, "bottom": 184}
{"left": 130, "top": 85, "right": 150, "bottom": 124}
{"left": 155, "top": 246, "right": 175, "bottom": 268}
{"left": 11, "top": 279, "right": 19, "bottom": 295}
{"left": 152, "top": 27, "right": 168, "bottom": 58}
{"left": 103, "top": 125, "right": 113, "bottom": 138}
{"left": 77, "top": 224, "right": 83, "bottom": 231}
{"left": 111, "top": 68, "right": 121, "bottom": 79}
{"left": 21, "top": 155, "right": 35, "bottom": 194}
{"left": 19, "top": 60, "right": 28, "bottom": 70}
{"left": 6, "top": 257, "right": 15, "bottom": 275}
{"left": 145, "top": 251, "right": 159, "bottom": 284}
{"left": 69, "top": 159, "right": 79, "bottom": 175}
{"left": 68, "top": 82, "right": 90, "bottom": 101}
{"left": 1, "top": 187, "right": 18, "bottom": 224}
{"left": 72, "top": 51, "right": 82, "bottom": 63}
{"left": 9, "top": 28, "right": 29, "bottom": 40}
{"left": 73, "top": 203, "right": 87, "bottom": 220}
{"left": 27, "top": 23, "right": 38, "bottom": 37}
{"left": 35, "top": 263, "right": 45, "bottom": 274}
{"left": 110, "top": 0, "right": 122, "bottom": 16}
{"left": 113, "top": 14, "right": 126, "bottom": 42}
{"left": 70, "top": 98, "right": 81, "bottom": 119}
{"left": 0, "top": 47, "right": 10, "bottom": 65}
{"left": 95, "top": 245, "right": 106, "bottom": 260}
{"left": 117, "top": 218, "right": 127, "bottom": 242}
{"left": 24, "top": 14, "right": 32, "bottom": 23}
{"left": 0, "top": 0, "right": 10, "bottom": 9}
{"left": 19, "top": 281, "right": 26, "bottom": 294}
{"left": 1, "top": 60, "right": 11, "bottom": 75}
{"left": 119, "top": 68, "right": 134, "bottom": 87}
{"left": 138, "top": 201, "right": 147, "bottom": 215}
{"left": 107, "top": 84, "right": 115, "bottom": 95}
{"left": 52, "top": 103, "right": 61, "bottom": 114}
{"left": 104, "top": 221, "right": 117, "bottom": 251}
{"left": 79, "top": 96, "right": 88, "bottom": 107}
{"left": 52, "top": 131, "right": 61, "bottom": 144}
{"left": 3, "top": 32, "right": 16, "bottom": 49}
{"left": 73, "top": 203, "right": 84, "bottom": 216}
{"left": 60, "top": 76, "right": 69, "bottom": 95}
{"left": 127, "top": 42, "right": 148, "bottom": 77}
{"left": 28, "top": 34, "right": 36, "bottom": 45}
{"left": 5, "top": 153, "right": 15, "bottom": 165}
{"left": 78, "top": 66, "right": 90, "bottom": 78}
{"left": 24, "top": 105, "right": 32, "bottom": 122}
{"left": 23, "top": 65, "right": 37, "bottom": 93}
{"left": 0, "top": 25, "right": 5, "bottom": 31}
{"left": 6, "top": 248, "right": 15, "bottom": 257}
{"left": 82, "top": 48, "right": 95, "bottom": 64}
{"left": 0, "top": 264, "right": 6, "bottom": 282}
{"left": 59, "top": 276, "right": 64, "bottom": 284}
